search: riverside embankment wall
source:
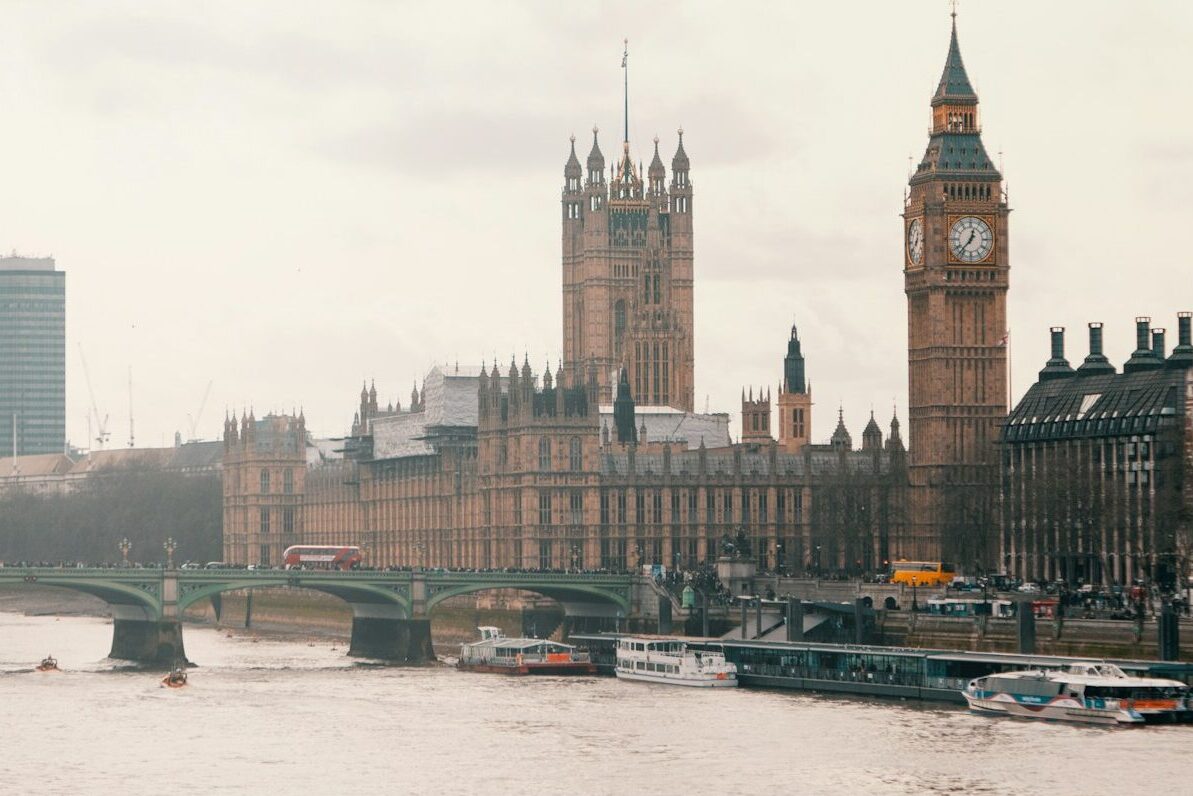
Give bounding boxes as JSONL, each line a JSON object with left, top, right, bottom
{"left": 874, "top": 611, "right": 1193, "bottom": 660}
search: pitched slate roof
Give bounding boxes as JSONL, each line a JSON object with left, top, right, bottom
{"left": 1002, "top": 366, "right": 1190, "bottom": 443}
{"left": 916, "top": 132, "right": 1000, "bottom": 179}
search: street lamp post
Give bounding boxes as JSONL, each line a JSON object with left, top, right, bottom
{"left": 570, "top": 545, "right": 580, "bottom": 573}
{"left": 118, "top": 537, "right": 131, "bottom": 567}
{"left": 911, "top": 576, "right": 919, "bottom": 612}
{"left": 163, "top": 537, "right": 177, "bottom": 570}
{"left": 414, "top": 542, "right": 427, "bottom": 571}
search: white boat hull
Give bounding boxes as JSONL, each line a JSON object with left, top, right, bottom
{"left": 616, "top": 670, "right": 738, "bottom": 688}
{"left": 963, "top": 691, "right": 1140, "bottom": 725}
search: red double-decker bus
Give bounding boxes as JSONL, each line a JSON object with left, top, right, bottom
{"left": 282, "top": 545, "right": 362, "bottom": 571}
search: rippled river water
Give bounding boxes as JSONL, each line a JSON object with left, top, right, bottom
{"left": 1, "top": 611, "right": 1190, "bottom": 795}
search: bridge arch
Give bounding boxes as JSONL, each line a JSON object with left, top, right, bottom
{"left": 424, "top": 579, "right": 631, "bottom": 618}
{"left": 0, "top": 572, "right": 162, "bottom": 620}
{"left": 176, "top": 575, "right": 412, "bottom": 619}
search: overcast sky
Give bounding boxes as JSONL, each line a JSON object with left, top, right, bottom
{"left": 3, "top": 1, "right": 1191, "bottom": 449}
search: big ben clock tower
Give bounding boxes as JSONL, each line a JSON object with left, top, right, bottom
{"left": 904, "top": 12, "right": 1008, "bottom": 567}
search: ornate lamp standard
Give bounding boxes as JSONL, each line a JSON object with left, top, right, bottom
{"left": 911, "top": 576, "right": 919, "bottom": 613}
{"left": 163, "top": 537, "right": 177, "bottom": 570}
{"left": 118, "top": 537, "right": 131, "bottom": 567}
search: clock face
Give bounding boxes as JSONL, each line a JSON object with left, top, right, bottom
{"left": 907, "top": 218, "right": 924, "bottom": 265}
{"left": 949, "top": 216, "right": 993, "bottom": 263}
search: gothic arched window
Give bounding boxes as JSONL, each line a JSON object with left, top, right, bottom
{"left": 569, "top": 437, "right": 582, "bottom": 471}
{"left": 539, "top": 437, "right": 552, "bottom": 471}
{"left": 260, "top": 469, "right": 270, "bottom": 494}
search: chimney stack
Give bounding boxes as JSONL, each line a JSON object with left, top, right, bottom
{"left": 1039, "top": 327, "right": 1075, "bottom": 381}
{"left": 1167, "top": 311, "right": 1193, "bottom": 369}
{"left": 1077, "top": 322, "right": 1115, "bottom": 376}
{"left": 1151, "top": 328, "right": 1166, "bottom": 360}
{"left": 1124, "top": 316, "right": 1162, "bottom": 373}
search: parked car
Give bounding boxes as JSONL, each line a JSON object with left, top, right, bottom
{"left": 1017, "top": 582, "right": 1041, "bottom": 594}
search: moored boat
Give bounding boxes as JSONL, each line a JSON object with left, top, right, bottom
{"left": 458, "top": 627, "right": 596, "bottom": 675}
{"left": 963, "top": 662, "right": 1193, "bottom": 725}
{"left": 35, "top": 655, "right": 58, "bottom": 672}
{"left": 615, "top": 636, "right": 737, "bottom": 688}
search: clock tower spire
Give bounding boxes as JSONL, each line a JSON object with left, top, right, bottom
{"left": 903, "top": 11, "right": 1008, "bottom": 568}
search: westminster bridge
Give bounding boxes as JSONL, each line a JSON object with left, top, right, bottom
{"left": 0, "top": 567, "right": 639, "bottom": 665}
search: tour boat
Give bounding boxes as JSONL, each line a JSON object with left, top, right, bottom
{"left": 458, "top": 627, "right": 596, "bottom": 675}
{"left": 35, "top": 655, "right": 58, "bottom": 672}
{"left": 963, "top": 662, "right": 1192, "bottom": 725}
{"left": 615, "top": 637, "right": 737, "bottom": 688}
{"left": 161, "top": 666, "right": 188, "bottom": 688}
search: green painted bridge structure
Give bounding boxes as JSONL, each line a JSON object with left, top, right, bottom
{"left": 0, "top": 567, "right": 636, "bottom": 665}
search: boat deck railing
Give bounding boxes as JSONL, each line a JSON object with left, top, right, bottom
{"left": 463, "top": 652, "right": 592, "bottom": 665}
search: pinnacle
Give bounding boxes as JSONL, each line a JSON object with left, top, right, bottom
{"left": 933, "top": 15, "right": 977, "bottom": 102}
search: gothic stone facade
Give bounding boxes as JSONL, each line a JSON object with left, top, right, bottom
{"left": 221, "top": 412, "right": 307, "bottom": 567}
{"left": 562, "top": 131, "right": 694, "bottom": 411}
{"left": 221, "top": 18, "right": 1029, "bottom": 574}
{"left": 222, "top": 363, "right": 910, "bottom": 575}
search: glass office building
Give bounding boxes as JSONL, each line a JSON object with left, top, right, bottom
{"left": 0, "top": 256, "right": 65, "bottom": 456}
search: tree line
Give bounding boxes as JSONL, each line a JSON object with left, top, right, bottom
{"left": 0, "top": 471, "right": 221, "bottom": 565}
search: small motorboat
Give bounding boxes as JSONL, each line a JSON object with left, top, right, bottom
{"left": 35, "top": 655, "right": 59, "bottom": 672}
{"left": 161, "top": 665, "right": 188, "bottom": 688}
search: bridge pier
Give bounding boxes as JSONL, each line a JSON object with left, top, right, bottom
{"left": 348, "top": 617, "right": 434, "bottom": 662}
{"left": 109, "top": 618, "right": 187, "bottom": 666}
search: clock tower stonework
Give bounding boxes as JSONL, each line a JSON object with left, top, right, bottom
{"left": 904, "top": 16, "right": 1008, "bottom": 567}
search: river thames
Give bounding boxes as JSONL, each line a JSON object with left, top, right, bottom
{"left": 1, "top": 611, "right": 1190, "bottom": 795}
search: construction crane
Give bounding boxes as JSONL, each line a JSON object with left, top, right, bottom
{"left": 186, "top": 380, "right": 213, "bottom": 442}
{"left": 78, "top": 345, "right": 110, "bottom": 450}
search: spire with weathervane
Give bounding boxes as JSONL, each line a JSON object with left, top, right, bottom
{"left": 611, "top": 39, "right": 642, "bottom": 199}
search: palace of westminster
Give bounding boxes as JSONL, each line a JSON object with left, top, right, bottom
{"left": 223, "top": 18, "right": 1193, "bottom": 587}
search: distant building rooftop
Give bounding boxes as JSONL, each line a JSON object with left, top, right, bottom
{"left": 598, "top": 404, "right": 732, "bottom": 449}
{"left": 0, "top": 255, "right": 56, "bottom": 272}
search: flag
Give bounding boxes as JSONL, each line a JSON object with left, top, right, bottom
{"left": 622, "top": 40, "right": 627, "bottom": 68}
{"left": 998, "top": 330, "right": 1009, "bottom": 347}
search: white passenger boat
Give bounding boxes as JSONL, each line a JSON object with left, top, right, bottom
{"left": 963, "top": 662, "right": 1192, "bottom": 725}
{"left": 615, "top": 637, "right": 737, "bottom": 688}
{"left": 458, "top": 627, "right": 596, "bottom": 676}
